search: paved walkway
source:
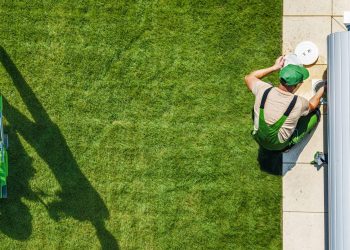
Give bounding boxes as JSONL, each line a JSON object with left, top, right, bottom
{"left": 282, "top": 0, "right": 349, "bottom": 249}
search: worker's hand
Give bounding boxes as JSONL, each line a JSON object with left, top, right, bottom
{"left": 272, "top": 56, "right": 285, "bottom": 71}
{"left": 315, "top": 80, "right": 326, "bottom": 95}
{"left": 317, "top": 85, "right": 325, "bottom": 96}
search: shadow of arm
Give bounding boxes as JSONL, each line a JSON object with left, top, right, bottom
{"left": 0, "top": 46, "right": 49, "bottom": 124}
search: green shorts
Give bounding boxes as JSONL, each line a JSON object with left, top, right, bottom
{"left": 251, "top": 108, "right": 320, "bottom": 151}
{"left": 288, "top": 108, "right": 321, "bottom": 147}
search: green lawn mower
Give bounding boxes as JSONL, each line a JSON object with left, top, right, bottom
{"left": 0, "top": 96, "right": 8, "bottom": 198}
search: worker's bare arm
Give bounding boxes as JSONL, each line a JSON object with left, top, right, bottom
{"left": 244, "top": 56, "right": 285, "bottom": 91}
{"left": 309, "top": 86, "right": 325, "bottom": 111}
{"left": 244, "top": 67, "right": 276, "bottom": 91}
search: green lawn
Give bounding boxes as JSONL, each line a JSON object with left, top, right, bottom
{"left": 0, "top": 1, "right": 282, "bottom": 249}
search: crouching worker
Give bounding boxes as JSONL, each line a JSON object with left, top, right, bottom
{"left": 244, "top": 56, "right": 325, "bottom": 152}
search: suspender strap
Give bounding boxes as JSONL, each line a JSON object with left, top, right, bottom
{"left": 284, "top": 95, "right": 298, "bottom": 116}
{"left": 260, "top": 87, "right": 298, "bottom": 117}
{"left": 260, "top": 87, "right": 273, "bottom": 109}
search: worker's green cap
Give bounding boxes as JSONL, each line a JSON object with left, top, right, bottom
{"left": 279, "top": 64, "right": 309, "bottom": 86}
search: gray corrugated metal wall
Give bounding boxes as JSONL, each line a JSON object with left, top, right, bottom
{"left": 328, "top": 31, "right": 350, "bottom": 250}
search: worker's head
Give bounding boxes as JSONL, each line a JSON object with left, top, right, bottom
{"left": 279, "top": 64, "right": 309, "bottom": 93}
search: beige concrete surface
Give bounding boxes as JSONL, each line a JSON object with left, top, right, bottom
{"left": 333, "top": 0, "right": 350, "bottom": 16}
{"left": 283, "top": 0, "right": 331, "bottom": 16}
{"left": 283, "top": 16, "right": 331, "bottom": 65}
{"left": 283, "top": 115, "right": 326, "bottom": 164}
{"left": 283, "top": 212, "right": 327, "bottom": 250}
{"left": 332, "top": 16, "right": 348, "bottom": 33}
{"left": 282, "top": 2, "right": 329, "bottom": 249}
{"left": 283, "top": 163, "right": 327, "bottom": 212}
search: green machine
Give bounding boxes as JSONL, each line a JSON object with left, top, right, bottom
{"left": 0, "top": 96, "right": 8, "bottom": 198}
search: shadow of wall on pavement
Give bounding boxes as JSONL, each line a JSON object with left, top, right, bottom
{"left": 323, "top": 102, "right": 329, "bottom": 250}
{"left": 0, "top": 46, "right": 119, "bottom": 250}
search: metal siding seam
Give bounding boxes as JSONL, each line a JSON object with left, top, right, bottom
{"left": 338, "top": 32, "right": 342, "bottom": 249}
{"left": 343, "top": 32, "right": 350, "bottom": 246}
{"left": 328, "top": 31, "right": 350, "bottom": 250}
{"left": 342, "top": 32, "right": 348, "bottom": 249}
{"left": 328, "top": 34, "right": 331, "bottom": 249}
{"left": 328, "top": 34, "right": 335, "bottom": 250}
{"left": 339, "top": 32, "right": 344, "bottom": 250}
{"left": 344, "top": 32, "right": 350, "bottom": 248}
{"left": 338, "top": 32, "right": 343, "bottom": 250}
{"left": 333, "top": 32, "right": 339, "bottom": 249}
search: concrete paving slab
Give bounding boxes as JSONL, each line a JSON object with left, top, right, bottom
{"left": 283, "top": 0, "right": 331, "bottom": 16}
{"left": 283, "top": 212, "right": 327, "bottom": 250}
{"left": 295, "top": 65, "right": 327, "bottom": 101}
{"left": 283, "top": 163, "right": 327, "bottom": 212}
{"left": 333, "top": 0, "right": 350, "bottom": 16}
{"left": 282, "top": 4, "right": 329, "bottom": 250}
{"left": 283, "top": 115, "right": 326, "bottom": 164}
{"left": 332, "top": 16, "right": 348, "bottom": 33}
{"left": 283, "top": 16, "right": 331, "bottom": 65}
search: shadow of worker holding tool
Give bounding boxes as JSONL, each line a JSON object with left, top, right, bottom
{"left": 0, "top": 127, "right": 35, "bottom": 240}
{"left": 0, "top": 47, "right": 119, "bottom": 250}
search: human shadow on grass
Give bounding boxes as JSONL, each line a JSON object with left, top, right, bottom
{"left": 257, "top": 128, "right": 315, "bottom": 176}
{"left": 0, "top": 47, "right": 119, "bottom": 250}
{"left": 257, "top": 147, "right": 283, "bottom": 176}
{"left": 0, "top": 128, "right": 34, "bottom": 241}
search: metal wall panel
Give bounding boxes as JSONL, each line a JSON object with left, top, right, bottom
{"left": 328, "top": 31, "right": 350, "bottom": 250}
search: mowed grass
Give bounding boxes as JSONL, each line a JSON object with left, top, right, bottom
{"left": 0, "top": 1, "right": 282, "bottom": 249}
